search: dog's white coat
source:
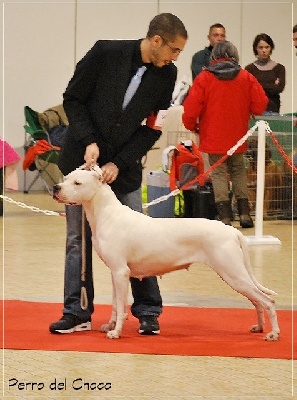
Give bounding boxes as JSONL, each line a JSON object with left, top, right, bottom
{"left": 53, "top": 166, "right": 280, "bottom": 341}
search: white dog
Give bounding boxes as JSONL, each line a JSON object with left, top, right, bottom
{"left": 53, "top": 165, "right": 280, "bottom": 341}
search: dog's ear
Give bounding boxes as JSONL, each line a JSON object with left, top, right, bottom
{"left": 91, "top": 165, "right": 103, "bottom": 181}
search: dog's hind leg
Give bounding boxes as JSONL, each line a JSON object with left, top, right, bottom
{"left": 104, "top": 266, "right": 130, "bottom": 339}
{"left": 240, "top": 287, "right": 280, "bottom": 341}
{"left": 262, "top": 306, "right": 280, "bottom": 341}
{"left": 249, "top": 299, "right": 264, "bottom": 333}
{"left": 213, "top": 263, "right": 280, "bottom": 341}
{"left": 249, "top": 296, "right": 280, "bottom": 341}
{"left": 209, "top": 239, "right": 280, "bottom": 341}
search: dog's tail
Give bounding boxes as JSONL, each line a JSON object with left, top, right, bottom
{"left": 237, "top": 231, "right": 278, "bottom": 296}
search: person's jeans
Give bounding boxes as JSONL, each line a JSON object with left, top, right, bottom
{"left": 63, "top": 186, "right": 162, "bottom": 320}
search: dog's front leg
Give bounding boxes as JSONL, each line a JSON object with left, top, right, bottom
{"left": 106, "top": 266, "right": 130, "bottom": 339}
{"left": 100, "top": 273, "right": 118, "bottom": 333}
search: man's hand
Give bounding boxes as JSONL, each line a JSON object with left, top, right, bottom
{"left": 101, "top": 162, "right": 119, "bottom": 184}
{"left": 84, "top": 143, "right": 100, "bottom": 168}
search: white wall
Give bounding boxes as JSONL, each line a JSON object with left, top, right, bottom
{"left": 1, "top": 0, "right": 296, "bottom": 190}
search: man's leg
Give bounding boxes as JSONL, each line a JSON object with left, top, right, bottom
{"left": 49, "top": 205, "right": 94, "bottom": 333}
{"left": 228, "top": 153, "right": 249, "bottom": 199}
{"left": 229, "top": 153, "right": 254, "bottom": 228}
{"left": 114, "top": 187, "right": 162, "bottom": 334}
{"left": 208, "top": 154, "right": 233, "bottom": 225}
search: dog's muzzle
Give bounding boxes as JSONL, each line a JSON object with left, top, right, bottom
{"left": 52, "top": 184, "right": 77, "bottom": 205}
{"left": 53, "top": 184, "right": 61, "bottom": 201}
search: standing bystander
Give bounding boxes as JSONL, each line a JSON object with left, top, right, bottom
{"left": 191, "top": 23, "right": 226, "bottom": 80}
{"left": 182, "top": 41, "right": 268, "bottom": 227}
{"left": 245, "top": 33, "right": 286, "bottom": 115}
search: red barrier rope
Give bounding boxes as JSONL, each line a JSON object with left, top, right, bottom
{"left": 268, "top": 131, "right": 297, "bottom": 174}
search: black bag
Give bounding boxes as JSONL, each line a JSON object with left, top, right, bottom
{"left": 48, "top": 125, "right": 68, "bottom": 147}
{"left": 182, "top": 182, "right": 216, "bottom": 219}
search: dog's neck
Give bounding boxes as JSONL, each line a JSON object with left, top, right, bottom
{"left": 81, "top": 182, "right": 122, "bottom": 234}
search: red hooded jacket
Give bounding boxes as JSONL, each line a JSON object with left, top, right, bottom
{"left": 182, "top": 60, "right": 268, "bottom": 154}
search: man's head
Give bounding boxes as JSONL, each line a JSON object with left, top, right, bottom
{"left": 293, "top": 24, "right": 297, "bottom": 49}
{"left": 210, "top": 40, "right": 239, "bottom": 63}
{"left": 143, "top": 13, "right": 188, "bottom": 68}
{"left": 207, "top": 23, "right": 226, "bottom": 47}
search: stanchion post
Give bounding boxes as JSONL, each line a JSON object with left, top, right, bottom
{"left": 245, "top": 120, "right": 281, "bottom": 245}
{"left": 254, "top": 120, "right": 266, "bottom": 237}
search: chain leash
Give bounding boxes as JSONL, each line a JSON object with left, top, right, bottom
{"left": 0, "top": 194, "right": 64, "bottom": 216}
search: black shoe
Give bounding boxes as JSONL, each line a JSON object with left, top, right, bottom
{"left": 49, "top": 314, "right": 91, "bottom": 334}
{"left": 138, "top": 316, "right": 160, "bottom": 335}
{"left": 239, "top": 214, "right": 254, "bottom": 228}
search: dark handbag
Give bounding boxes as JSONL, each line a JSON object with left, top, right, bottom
{"left": 183, "top": 182, "right": 216, "bottom": 219}
{"left": 48, "top": 125, "right": 68, "bottom": 147}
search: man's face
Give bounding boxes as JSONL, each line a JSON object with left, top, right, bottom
{"left": 208, "top": 27, "right": 226, "bottom": 47}
{"left": 149, "top": 35, "right": 187, "bottom": 68}
{"left": 293, "top": 31, "right": 297, "bottom": 49}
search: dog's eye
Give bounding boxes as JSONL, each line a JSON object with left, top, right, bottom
{"left": 74, "top": 181, "right": 82, "bottom": 186}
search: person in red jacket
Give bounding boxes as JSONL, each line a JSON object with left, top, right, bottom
{"left": 182, "top": 40, "right": 268, "bottom": 227}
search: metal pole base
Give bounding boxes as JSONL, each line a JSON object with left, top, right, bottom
{"left": 245, "top": 235, "right": 281, "bottom": 245}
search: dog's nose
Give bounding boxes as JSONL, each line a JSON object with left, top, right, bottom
{"left": 53, "top": 184, "right": 61, "bottom": 193}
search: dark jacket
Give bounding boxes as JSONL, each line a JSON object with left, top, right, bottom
{"left": 59, "top": 39, "right": 177, "bottom": 193}
{"left": 245, "top": 62, "right": 286, "bottom": 113}
{"left": 191, "top": 46, "right": 212, "bottom": 81}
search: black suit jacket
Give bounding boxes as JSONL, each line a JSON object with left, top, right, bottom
{"left": 58, "top": 39, "right": 177, "bottom": 193}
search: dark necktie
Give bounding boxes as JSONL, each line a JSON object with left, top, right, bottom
{"left": 122, "top": 66, "right": 147, "bottom": 109}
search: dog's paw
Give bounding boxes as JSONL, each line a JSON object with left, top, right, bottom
{"left": 106, "top": 330, "right": 121, "bottom": 339}
{"left": 100, "top": 322, "right": 115, "bottom": 333}
{"left": 264, "top": 331, "right": 280, "bottom": 341}
{"left": 250, "top": 324, "right": 264, "bottom": 333}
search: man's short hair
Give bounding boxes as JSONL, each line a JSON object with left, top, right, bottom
{"left": 293, "top": 24, "right": 297, "bottom": 33}
{"left": 209, "top": 23, "right": 226, "bottom": 34}
{"left": 210, "top": 40, "right": 239, "bottom": 63}
{"left": 147, "top": 13, "right": 188, "bottom": 42}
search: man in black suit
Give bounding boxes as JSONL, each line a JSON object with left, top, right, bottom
{"left": 50, "top": 13, "right": 188, "bottom": 335}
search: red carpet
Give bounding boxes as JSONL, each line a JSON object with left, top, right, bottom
{"left": 2, "top": 300, "right": 295, "bottom": 359}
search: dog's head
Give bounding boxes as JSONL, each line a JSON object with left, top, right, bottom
{"left": 53, "top": 165, "right": 103, "bottom": 205}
